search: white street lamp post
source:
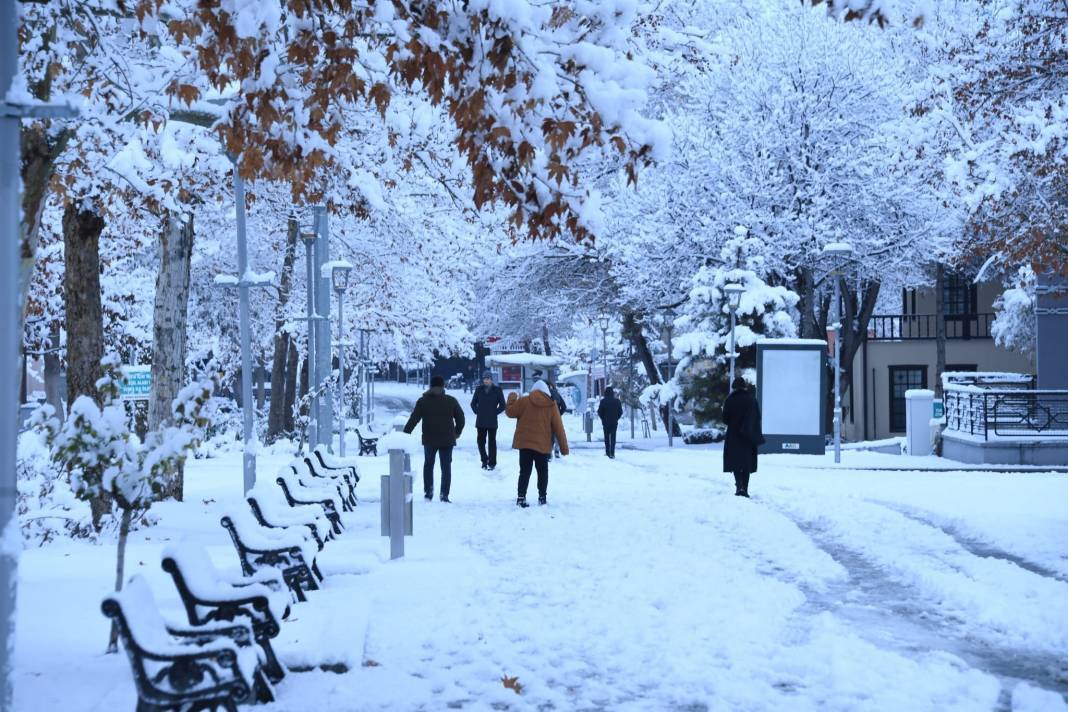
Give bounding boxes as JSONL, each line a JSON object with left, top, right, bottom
{"left": 301, "top": 229, "right": 319, "bottom": 446}
{"left": 822, "top": 242, "right": 854, "bottom": 464}
{"left": 724, "top": 283, "right": 745, "bottom": 386}
{"left": 330, "top": 263, "right": 352, "bottom": 456}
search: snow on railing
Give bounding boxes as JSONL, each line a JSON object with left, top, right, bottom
{"left": 944, "top": 382, "right": 1068, "bottom": 440}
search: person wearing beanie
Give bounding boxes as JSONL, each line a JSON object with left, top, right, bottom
{"left": 470, "top": 371, "right": 506, "bottom": 470}
{"left": 722, "top": 376, "right": 764, "bottom": 498}
{"left": 404, "top": 374, "right": 465, "bottom": 502}
{"left": 596, "top": 385, "right": 624, "bottom": 458}
{"left": 505, "top": 379, "right": 569, "bottom": 507}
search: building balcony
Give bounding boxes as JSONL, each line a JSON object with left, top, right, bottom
{"left": 868, "top": 313, "right": 993, "bottom": 341}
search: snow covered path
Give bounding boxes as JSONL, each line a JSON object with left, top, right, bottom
{"left": 13, "top": 386, "right": 1068, "bottom": 711}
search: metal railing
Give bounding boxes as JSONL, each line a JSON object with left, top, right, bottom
{"left": 869, "top": 313, "right": 993, "bottom": 341}
{"left": 944, "top": 387, "right": 1068, "bottom": 439}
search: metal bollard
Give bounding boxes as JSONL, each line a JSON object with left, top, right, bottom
{"left": 380, "top": 449, "right": 413, "bottom": 559}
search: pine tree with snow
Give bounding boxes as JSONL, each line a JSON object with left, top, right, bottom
{"left": 671, "top": 232, "right": 799, "bottom": 425}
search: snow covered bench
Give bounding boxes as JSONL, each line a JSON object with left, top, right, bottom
{"left": 352, "top": 428, "right": 378, "bottom": 456}
{"left": 289, "top": 461, "right": 353, "bottom": 513}
{"left": 275, "top": 471, "right": 344, "bottom": 535}
{"left": 220, "top": 510, "right": 321, "bottom": 603}
{"left": 101, "top": 575, "right": 274, "bottom": 712}
{"left": 247, "top": 486, "right": 333, "bottom": 550}
{"left": 161, "top": 544, "right": 290, "bottom": 684}
{"left": 303, "top": 453, "right": 359, "bottom": 506}
{"left": 296, "top": 456, "right": 357, "bottom": 510}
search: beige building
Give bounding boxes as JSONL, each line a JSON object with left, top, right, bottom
{"left": 845, "top": 274, "right": 1033, "bottom": 442}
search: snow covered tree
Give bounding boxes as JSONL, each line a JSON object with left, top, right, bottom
{"left": 31, "top": 354, "right": 213, "bottom": 652}
{"left": 671, "top": 232, "right": 799, "bottom": 425}
{"left": 992, "top": 266, "right": 1037, "bottom": 358}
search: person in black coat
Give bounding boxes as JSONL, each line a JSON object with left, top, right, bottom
{"left": 470, "top": 371, "right": 506, "bottom": 470}
{"left": 722, "top": 376, "right": 765, "bottom": 497}
{"left": 404, "top": 375, "right": 465, "bottom": 502}
{"left": 596, "top": 386, "right": 624, "bottom": 458}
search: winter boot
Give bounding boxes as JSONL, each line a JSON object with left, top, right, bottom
{"left": 424, "top": 493, "right": 433, "bottom": 502}
{"left": 538, "top": 495, "right": 547, "bottom": 506}
{"left": 440, "top": 494, "right": 451, "bottom": 503}
{"left": 516, "top": 496, "right": 529, "bottom": 508}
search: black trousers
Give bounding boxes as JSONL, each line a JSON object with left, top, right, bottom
{"left": 424, "top": 446, "right": 453, "bottom": 497}
{"left": 476, "top": 427, "right": 498, "bottom": 467}
{"left": 733, "top": 471, "right": 751, "bottom": 494}
{"left": 517, "top": 448, "right": 549, "bottom": 498}
{"left": 603, "top": 423, "right": 618, "bottom": 457}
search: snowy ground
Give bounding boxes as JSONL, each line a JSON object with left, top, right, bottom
{"left": 13, "top": 383, "right": 1068, "bottom": 711}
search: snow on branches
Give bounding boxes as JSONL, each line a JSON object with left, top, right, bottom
{"left": 158, "top": 0, "right": 668, "bottom": 241}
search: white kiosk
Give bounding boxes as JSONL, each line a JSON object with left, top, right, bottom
{"left": 756, "top": 338, "right": 827, "bottom": 455}
{"left": 484, "top": 353, "right": 564, "bottom": 394}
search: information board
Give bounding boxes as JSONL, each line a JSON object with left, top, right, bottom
{"left": 120, "top": 366, "right": 152, "bottom": 401}
{"left": 756, "top": 340, "right": 827, "bottom": 455}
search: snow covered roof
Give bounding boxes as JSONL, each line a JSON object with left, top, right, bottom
{"left": 485, "top": 353, "right": 564, "bottom": 368}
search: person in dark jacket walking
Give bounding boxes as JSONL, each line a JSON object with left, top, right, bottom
{"left": 470, "top": 371, "right": 506, "bottom": 470}
{"left": 596, "top": 386, "right": 624, "bottom": 458}
{"left": 404, "top": 375, "right": 465, "bottom": 502}
{"left": 722, "top": 376, "right": 764, "bottom": 497}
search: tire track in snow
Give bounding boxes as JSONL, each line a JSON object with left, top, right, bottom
{"left": 771, "top": 503, "right": 1068, "bottom": 707}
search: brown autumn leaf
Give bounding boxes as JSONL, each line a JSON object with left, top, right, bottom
{"left": 501, "top": 675, "right": 523, "bottom": 695}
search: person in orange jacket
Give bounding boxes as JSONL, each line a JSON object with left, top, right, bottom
{"left": 505, "top": 379, "right": 569, "bottom": 507}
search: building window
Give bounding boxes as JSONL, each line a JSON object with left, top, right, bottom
{"left": 889, "top": 365, "right": 927, "bottom": 432}
{"left": 942, "top": 273, "right": 977, "bottom": 316}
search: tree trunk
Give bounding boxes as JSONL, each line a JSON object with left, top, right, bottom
{"left": 623, "top": 312, "right": 660, "bottom": 385}
{"left": 43, "top": 321, "right": 64, "bottom": 420}
{"left": 267, "top": 216, "right": 300, "bottom": 442}
{"left": 148, "top": 212, "right": 194, "bottom": 502}
{"left": 839, "top": 279, "right": 880, "bottom": 430}
{"left": 541, "top": 322, "right": 552, "bottom": 356}
{"left": 63, "top": 203, "right": 105, "bottom": 408}
{"left": 935, "top": 264, "right": 946, "bottom": 398}
{"left": 282, "top": 338, "right": 299, "bottom": 433}
{"left": 794, "top": 267, "right": 822, "bottom": 339}
{"left": 107, "top": 507, "right": 133, "bottom": 654}
{"left": 622, "top": 311, "right": 679, "bottom": 433}
{"left": 255, "top": 358, "right": 267, "bottom": 411}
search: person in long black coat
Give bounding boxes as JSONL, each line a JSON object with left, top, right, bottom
{"left": 596, "top": 386, "right": 624, "bottom": 458}
{"left": 470, "top": 371, "right": 506, "bottom": 470}
{"left": 404, "top": 375, "right": 465, "bottom": 502}
{"left": 721, "top": 376, "right": 764, "bottom": 497}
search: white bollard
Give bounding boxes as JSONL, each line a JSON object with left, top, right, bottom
{"left": 905, "top": 389, "right": 935, "bottom": 456}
